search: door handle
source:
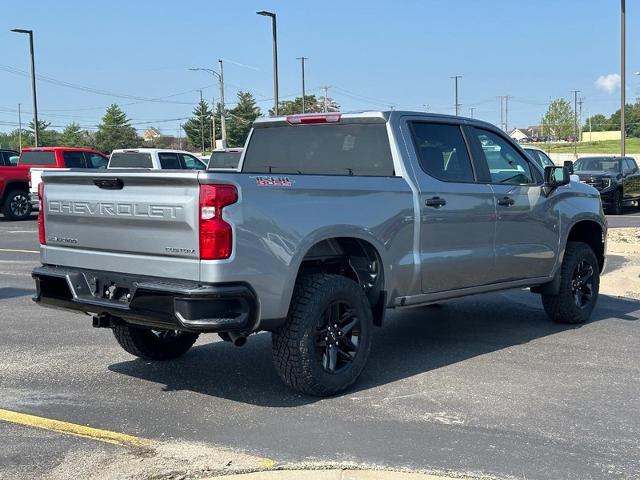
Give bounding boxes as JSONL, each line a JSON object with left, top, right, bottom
{"left": 425, "top": 196, "right": 447, "bottom": 208}
{"left": 497, "top": 196, "right": 515, "bottom": 207}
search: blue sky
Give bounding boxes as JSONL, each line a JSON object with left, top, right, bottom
{"left": 1, "top": 0, "right": 638, "bottom": 134}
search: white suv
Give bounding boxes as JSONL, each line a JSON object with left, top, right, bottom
{"left": 108, "top": 148, "right": 206, "bottom": 170}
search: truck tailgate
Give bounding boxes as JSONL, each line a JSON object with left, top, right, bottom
{"left": 41, "top": 170, "right": 201, "bottom": 281}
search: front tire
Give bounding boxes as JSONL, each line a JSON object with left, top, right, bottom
{"left": 608, "top": 189, "right": 623, "bottom": 215}
{"left": 541, "top": 241, "right": 599, "bottom": 324}
{"left": 2, "top": 189, "right": 32, "bottom": 220}
{"left": 113, "top": 324, "right": 199, "bottom": 360}
{"left": 272, "top": 274, "right": 373, "bottom": 396}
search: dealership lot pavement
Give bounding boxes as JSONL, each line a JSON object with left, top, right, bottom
{"left": 0, "top": 218, "right": 639, "bottom": 479}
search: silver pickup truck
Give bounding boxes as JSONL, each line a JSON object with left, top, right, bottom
{"left": 32, "top": 111, "right": 606, "bottom": 396}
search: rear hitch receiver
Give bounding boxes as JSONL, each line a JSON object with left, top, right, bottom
{"left": 92, "top": 314, "right": 115, "bottom": 329}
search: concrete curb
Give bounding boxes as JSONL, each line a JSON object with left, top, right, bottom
{"left": 205, "top": 469, "right": 483, "bottom": 479}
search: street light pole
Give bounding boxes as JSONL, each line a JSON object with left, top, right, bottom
{"left": 450, "top": 75, "right": 462, "bottom": 115}
{"left": 257, "top": 11, "right": 279, "bottom": 115}
{"left": 297, "top": 57, "right": 308, "bottom": 113}
{"left": 572, "top": 90, "right": 581, "bottom": 157}
{"left": 18, "top": 103, "right": 22, "bottom": 150}
{"left": 218, "top": 59, "right": 226, "bottom": 147}
{"left": 621, "top": 0, "right": 626, "bottom": 156}
{"left": 199, "top": 90, "right": 205, "bottom": 155}
{"left": 11, "top": 29, "right": 39, "bottom": 147}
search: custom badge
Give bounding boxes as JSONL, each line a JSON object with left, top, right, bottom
{"left": 252, "top": 176, "right": 294, "bottom": 187}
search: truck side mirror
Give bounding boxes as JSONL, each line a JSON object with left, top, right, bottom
{"left": 563, "top": 160, "right": 574, "bottom": 175}
{"left": 543, "top": 166, "right": 570, "bottom": 196}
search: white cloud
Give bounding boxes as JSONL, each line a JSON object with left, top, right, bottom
{"left": 594, "top": 73, "right": 621, "bottom": 94}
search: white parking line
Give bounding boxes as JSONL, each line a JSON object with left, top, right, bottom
{"left": 0, "top": 248, "right": 39, "bottom": 254}
{"left": 8, "top": 230, "right": 37, "bottom": 234}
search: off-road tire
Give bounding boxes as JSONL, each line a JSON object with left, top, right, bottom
{"left": 2, "top": 189, "right": 31, "bottom": 220}
{"left": 272, "top": 274, "right": 373, "bottom": 396}
{"left": 609, "top": 189, "right": 623, "bottom": 215}
{"left": 542, "top": 241, "right": 599, "bottom": 324}
{"left": 113, "top": 324, "right": 199, "bottom": 360}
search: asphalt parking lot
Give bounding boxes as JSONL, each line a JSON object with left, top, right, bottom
{"left": 1, "top": 216, "right": 639, "bottom": 480}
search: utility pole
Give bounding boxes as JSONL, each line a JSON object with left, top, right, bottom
{"left": 178, "top": 123, "right": 182, "bottom": 150}
{"left": 199, "top": 90, "right": 205, "bottom": 156}
{"left": 497, "top": 96, "right": 511, "bottom": 131}
{"left": 218, "top": 59, "right": 226, "bottom": 146}
{"left": 322, "top": 86, "right": 331, "bottom": 112}
{"left": 572, "top": 90, "right": 580, "bottom": 157}
{"left": 11, "top": 29, "right": 39, "bottom": 147}
{"left": 577, "top": 96, "right": 584, "bottom": 143}
{"left": 621, "top": 0, "right": 626, "bottom": 155}
{"left": 17, "top": 103, "right": 22, "bottom": 150}
{"left": 469, "top": 107, "right": 475, "bottom": 119}
{"left": 451, "top": 75, "right": 462, "bottom": 115}
{"left": 257, "top": 11, "right": 279, "bottom": 115}
{"left": 297, "top": 57, "right": 308, "bottom": 113}
{"left": 211, "top": 95, "right": 216, "bottom": 151}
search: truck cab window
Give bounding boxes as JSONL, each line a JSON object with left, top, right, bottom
{"left": 474, "top": 129, "right": 534, "bottom": 185}
{"left": 409, "top": 122, "right": 474, "bottom": 182}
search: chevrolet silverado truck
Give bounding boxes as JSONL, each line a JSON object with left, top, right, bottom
{"left": 0, "top": 149, "right": 30, "bottom": 220}
{"left": 32, "top": 111, "right": 606, "bottom": 396}
{"left": 23, "top": 147, "right": 109, "bottom": 210}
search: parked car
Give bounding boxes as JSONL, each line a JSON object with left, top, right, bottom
{"left": 208, "top": 148, "right": 243, "bottom": 170}
{"left": 0, "top": 149, "right": 20, "bottom": 166}
{"left": 108, "top": 148, "right": 206, "bottom": 170}
{"left": 21, "top": 147, "right": 109, "bottom": 210}
{"left": 573, "top": 156, "right": 640, "bottom": 214}
{"left": 0, "top": 151, "right": 31, "bottom": 220}
{"left": 523, "top": 146, "right": 555, "bottom": 169}
{"left": 32, "top": 111, "right": 605, "bottom": 396}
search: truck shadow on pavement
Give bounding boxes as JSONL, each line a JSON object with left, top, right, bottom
{"left": 0, "top": 287, "right": 34, "bottom": 300}
{"left": 108, "top": 291, "right": 639, "bottom": 407}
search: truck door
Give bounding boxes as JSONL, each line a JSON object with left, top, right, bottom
{"left": 403, "top": 120, "right": 498, "bottom": 294}
{"left": 467, "top": 127, "right": 560, "bottom": 282}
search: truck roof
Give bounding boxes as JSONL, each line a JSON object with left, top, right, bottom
{"left": 21, "top": 146, "right": 104, "bottom": 153}
{"left": 110, "top": 148, "right": 196, "bottom": 155}
{"left": 253, "top": 110, "right": 498, "bottom": 130}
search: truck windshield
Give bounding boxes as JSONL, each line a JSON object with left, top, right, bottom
{"left": 209, "top": 152, "right": 241, "bottom": 169}
{"left": 109, "top": 152, "right": 153, "bottom": 168}
{"left": 18, "top": 151, "right": 56, "bottom": 165}
{"left": 574, "top": 157, "right": 620, "bottom": 173}
{"left": 242, "top": 123, "right": 394, "bottom": 176}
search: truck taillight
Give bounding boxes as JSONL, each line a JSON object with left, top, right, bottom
{"left": 38, "top": 182, "right": 45, "bottom": 245}
{"left": 199, "top": 184, "right": 238, "bottom": 260}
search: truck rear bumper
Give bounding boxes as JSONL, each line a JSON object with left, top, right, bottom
{"left": 32, "top": 265, "right": 258, "bottom": 333}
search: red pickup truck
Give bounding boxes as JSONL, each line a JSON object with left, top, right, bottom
{"left": 0, "top": 147, "right": 108, "bottom": 220}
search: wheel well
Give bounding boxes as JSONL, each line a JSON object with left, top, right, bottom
{"left": 567, "top": 221, "right": 605, "bottom": 271}
{"left": 297, "top": 237, "right": 386, "bottom": 325}
{"left": 1, "top": 181, "right": 29, "bottom": 201}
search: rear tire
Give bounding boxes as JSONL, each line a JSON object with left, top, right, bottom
{"left": 272, "top": 274, "right": 373, "bottom": 396}
{"left": 2, "top": 189, "right": 31, "bottom": 220}
{"left": 113, "top": 324, "right": 199, "bottom": 360}
{"left": 541, "top": 241, "right": 599, "bottom": 324}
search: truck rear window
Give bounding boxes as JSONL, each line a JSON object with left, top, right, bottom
{"left": 18, "top": 151, "right": 56, "bottom": 165}
{"left": 242, "top": 123, "right": 394, "bottom": 176}
{"left": 209, "top": 152, "right": 241, "bottom": 169}
{"left": 109, "top": 152, "right": 153, "bottom": 168}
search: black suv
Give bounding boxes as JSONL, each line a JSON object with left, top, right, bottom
{"left": 574, "top": 156, "right": 640, "bottom": 214}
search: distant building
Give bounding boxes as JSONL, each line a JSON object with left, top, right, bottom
{"left": 508, "top": 125, "right": 543, "bottom": 143}
{"left": 581, "top": 130, "right": 621, "bottom": 142}
{"left": 142, "top": 127, "right": 162, "bottom": 143}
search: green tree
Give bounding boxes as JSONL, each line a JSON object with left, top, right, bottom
{"left": 227, "top": 91, "right": 260, "bottom": 147}
{"left": 541, "top": 99, "right": 574, "bottom": 140}
{"left": 61, "top": 122, "right": 87, "bottom": 147}
{"left": 25, "top": 119, "right": 61, "bottom": 146}
{"left": 608, "top": 101, "right": 640, "bottom": 137}
{"left": 183, "top": 100, "right": 213, "bottom": 152}
{"left": 583, "top": 113, "right": 609, "bottom": 132}
{"left": 0, "top": 129, "right": 23, "bottom": 150}
{"left": 270, "top": 95, "right": 329, "bottom": 115}
{"left": 95, "top": 104, "right": 140, "bottom": 153}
